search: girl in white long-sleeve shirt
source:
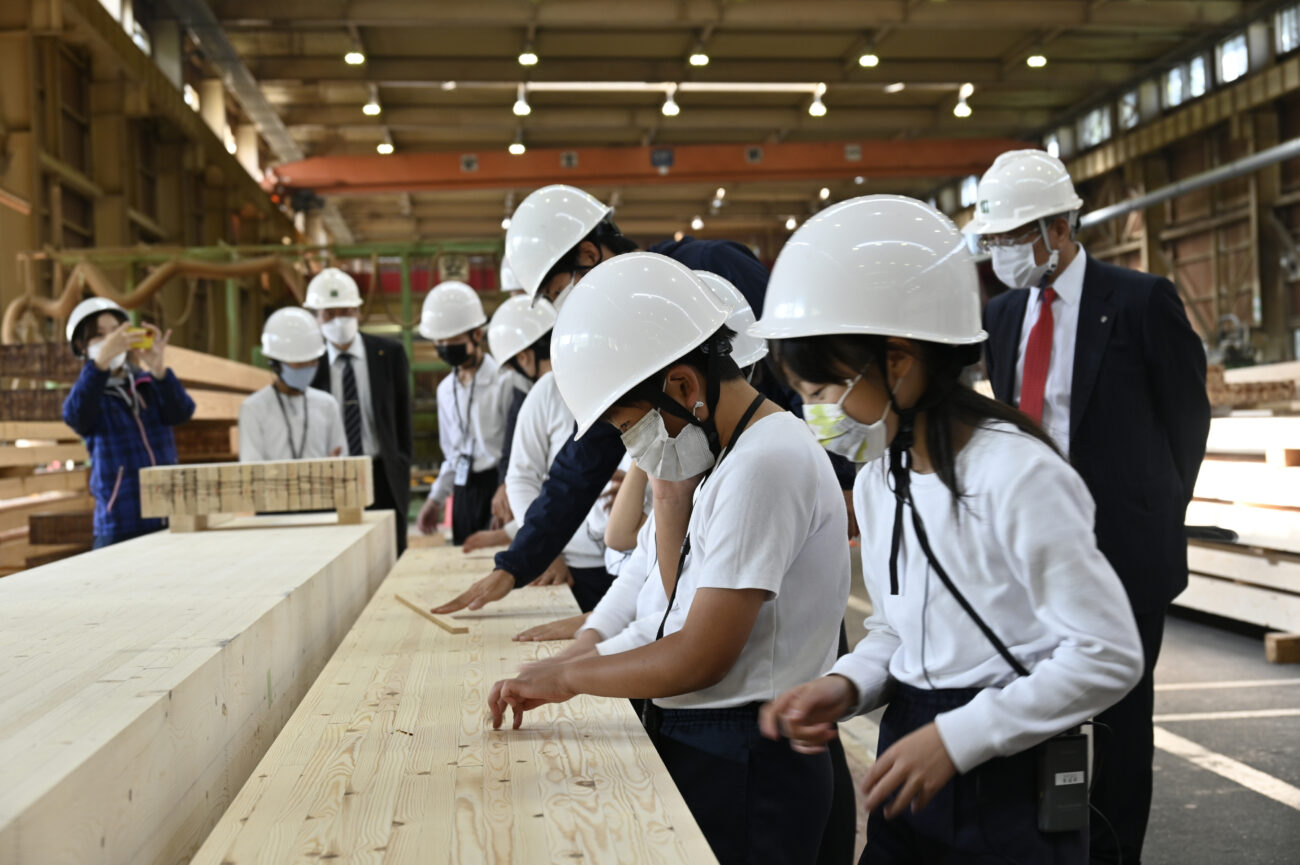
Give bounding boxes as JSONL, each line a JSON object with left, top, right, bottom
{"left": 755, "top": 195, "right": 1143, "bottom": 864}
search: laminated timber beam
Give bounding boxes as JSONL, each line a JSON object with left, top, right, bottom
{"left": 271, "top": 137, "right": 1027, "bottom": 196}
{"left": 0, "top": 512, "right": 396, "bottom": 865}
{"left": 191, "top": 545, "right": 717, "bottom": 864}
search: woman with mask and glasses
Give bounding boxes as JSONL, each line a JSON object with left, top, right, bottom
{"left": 238, "top": 307, "right": 346, "bottom": 463}
{"left": 415, "top": 281, "right": 518, "bottom": 546}
{"left": 754, "top": 196, "right": 1143, "bottom": 864}
{"left": 486, "top": 253, "right": 850, "bottom": 865}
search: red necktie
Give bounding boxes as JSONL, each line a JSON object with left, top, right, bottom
{"left": 1019, "top": 287, "right": 1058, "bottom": 423}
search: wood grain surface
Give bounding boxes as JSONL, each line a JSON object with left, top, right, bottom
{"left": 192, "top": 545, "right": 719, "bottom": 865}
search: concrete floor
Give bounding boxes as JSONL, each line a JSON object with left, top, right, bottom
{"left": 841, "top": 570, "right": 1300, "bottom": 863}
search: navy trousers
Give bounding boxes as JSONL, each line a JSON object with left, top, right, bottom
{"left": 861, "top": 684, "right": 1087, "bottom": 865}
{"left": 655, "top": 703, "right": 834, "bottom": 865}
{"left": 451, "top": 468, "right": 498, "bottom": 546}
{"left": 568, "top": 565, "right": 615, "bottom": 613}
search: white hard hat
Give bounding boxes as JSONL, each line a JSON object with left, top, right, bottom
{"left": 500, "top": 259, "right": 524, "bottom": 293}
{"left": 505, "top": 184, "right": 612, "bottom": 301}
{"left": 66, "top": 297, "right": 127, "bottom": 344}
{"left": 551, "top": 252, "right": 731, "bottom": 439}
{"left": 488, "top": 295, "right": 557, "bottom": 363}
{"left": 962, "top": 149, "right": 1084, "bottom": 236}
{"left": 750, "top": 195, "right": 986, "bottom": 345}
{"left": 261, "top": 307, "right": 327, "bottom": 363}
{"left": 418, "top": 280, "right": 487, "bottom": 341}
{"left": 694, "top": 271, "right": 768, "bottom": 369}
{"left": 303, "top": 267, "right": 363, "bottom": 310}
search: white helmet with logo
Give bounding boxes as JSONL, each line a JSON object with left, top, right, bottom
{"left": 751, "top": 195, "right": 985, "bottom": 345}
{"left": 693, "top": 271, "right": 767, "bottom": 369}
{"left": 419, "top": 281, "right": 487, "bottom": 341}
{"left": 488, "top": 295, "right": 557, "bottom": 363}
{"left": 66, "top": 297, "right": 128, "bottom": 345}
{"left": 505, "top": 185, "right": 612, "bottom": 301}
{"left": 962, "top": 149, "right": 1084, "bottom": 236}
{"left": 303, "top": 267, "right": 363, "bottom": 310}
{"left": 551, "top": 253, "right": 730, "bottom": 439}
{"left": 262, "top": 307, "right": 327, "bottom": 363}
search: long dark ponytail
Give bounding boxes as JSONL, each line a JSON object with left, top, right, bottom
{"left": 768, "top": 333, "right": 1061, "bottom": 504}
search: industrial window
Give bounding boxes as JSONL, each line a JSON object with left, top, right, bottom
{"left": 1188, "top": 55, "right": 1208, "bottom": 98}
{"left": 1044, "top": 133, "right": 1061, "bottom": 158}
{"left": 1218, "top": 33, "right": 1249, "bottom": 84}
{"left": 1117, "top": 90, "right": 1140, "bottom": 130}
{"left": 1163, "top": 65, "right": 1186, "bottom": 109}
{"left": 58, "top": 47, "right": 92, "bottom": 173}
{"left": 1077, "top": 106, "right": 1112, "bottom": 150}
{"left": 960, "top": 175, "right": 979, "bottom": 208}
{"left": 1278, "top": 5, "right": 1300, "bottom": 55}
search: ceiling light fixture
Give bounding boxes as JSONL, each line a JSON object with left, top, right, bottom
{"left": 959, "top": 82, "right": 975, "bottom": 100}
{"left": 691, "top": 215, "right": 704, "bottom": 230}
{"left": 512, "top": 84, "right": 531, "bottom": 116}
{"left": 819, "top": 187, "right": 831, "bottom": 201}
{"left": 858, "top": 51, "right": 880, "bottom": 68}
{"left": 344, "top": 51, "right": 365, "bottom": 65}
{"left": 362, "top": 100, "right": 382, "bottom": 116}
{"left": 377, "top": 141, "right": 394, "bottom": 155}
{"left": 501, "top": 216, "right": 512, "bottom": 230}
{"left": 808, "top": 82, "right": 828, "bottom": 117}
{"left": 1027, "top": 53, "right": 1047, "bottom": 68}
{"left": 953, "top": 98, "right": 972, "bottom": 118}
{"left": 715, "top": 187, "right": 726, "bottom": 199}
{"left": 508, "top": 141, "right": 526, "bottom": 155}
{"left": 884, "top": 82, "right": 906, "bottom": 93}
{"left": 518, "top": 41, "right": 539, "bottom": 66}
{"left": 441, "top": 80, "right": 458, "bottom": 91}
{"left": 662, "top": 84, "right": 680, "bottom": 117}
{"left": 689, "top": 42, "right": 710, "bottom": 66}
{"left": 785, "top": 216, "right": 797, "bottom": 230}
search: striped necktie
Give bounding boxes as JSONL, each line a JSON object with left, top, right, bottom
{"left": 339, "top": 354, "right": 364, "bottom": 456}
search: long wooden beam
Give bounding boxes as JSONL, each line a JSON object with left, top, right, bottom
{"left": 272, "top": 137, "right": 1026, "bottom": 196}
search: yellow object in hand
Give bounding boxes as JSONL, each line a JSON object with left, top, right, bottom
{"left": 126, "top": 327, "right": 154, "bottom": 350}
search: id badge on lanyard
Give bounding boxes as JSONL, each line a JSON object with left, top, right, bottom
{"left": 454, "top": 454, "right": 472, "bottom": 486}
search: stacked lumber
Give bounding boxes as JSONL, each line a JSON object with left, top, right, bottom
{"left": 139, "top": 456, "right": 374, "bottom": 531}
{"left": 0, "top": 343, "right": 83, "bottom": 379}
{"left": 1182, "top": 413, "right": 1300, "bottom": 641}
{"left": 192, "top": 545, "right": 716, "bottom": 865}
{"left": 0, "top": 420, "right": 93, "bottom": 576}
{"left": 0, "top": 511, "right": 396, "bottom": 865}
{"left": 1208, "top": 361, "right": 1300, "bottom": 409}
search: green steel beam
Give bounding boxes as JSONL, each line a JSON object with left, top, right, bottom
{"left": 400, "top": 252, "right": 415, "bottom": 392}
{"left": 226, "top": 252, "right": 240, "bottom": 361}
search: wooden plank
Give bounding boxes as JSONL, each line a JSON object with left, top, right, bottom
{"left": 26, "top": 510, "right": 92, "bottom": 545}
{"left": 189, "top": 388, "right": 247, "bottom": 421}
{"left": 0, "top": 468, "right": 88, "bottom": 500}
{"left": 0, "top": 541, "right": 88, "bottom": 570}
{"left": 140, "top": 457, "right": 374, "bottom": 519}
{"left": 167, "top": 346, "right": 275, "bottom": 393}
{"left": 1189, "top": 542, "right": 1300, "bottom": 596}
{"left": 1204, "top": 416, "right": 1300, "bottom": 457}
{"left": 1223, "top": 361, "right": 1300, "bottom": 384}
{"left": 0, "top": 443, "right": 88, "bottom": 469}
{"left": 0, "top": 390, "right": 66, "bottom": 422}
{"left": 1194, "top": 459, "right": 1300, "bottom": 509}
{"left": 0, "top": 421, "right": 79, "bottom": 442}
{"left": 1186, "top": 500, "right": 1300, "bottom": 555}
{"left": 0, "top": 511, "right": 397, "bottom": 865}
{"left": 1174, "top": 573, "right": 1300, "bottom": 632}
{"left": 0, "top": 494, "right": 95, "bottom": 533}
{"left": 395, "top": 593, "right": 469, "bottom": 634}
{"left": 191, "top": 546, "right": 717, "bottom": 865}
{"left": 1265, "top": 633, "right": 1300, "bottom": 664}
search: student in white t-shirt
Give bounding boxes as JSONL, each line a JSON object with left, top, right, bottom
{"left": 239, "top": 308, "right": 346, "bottom": 462}
{"left": 486, "top": 254, "right": 849, "bottom": 865}
{"left": 753, "top": 196, "right": 1143, "bottom": 864}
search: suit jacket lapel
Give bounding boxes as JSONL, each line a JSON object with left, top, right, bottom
{"left": 1070, "top": 258, "right": 1117, "bottom": 443}
{"left": 993, "top": 291, "right": 1029, "bottom": 404}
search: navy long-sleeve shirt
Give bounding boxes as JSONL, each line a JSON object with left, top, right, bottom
{"left": 494, "top": 237, "right": 851, "bottom": 583}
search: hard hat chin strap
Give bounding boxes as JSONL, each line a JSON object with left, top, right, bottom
{"left": 1035, "top": 218, "right": 1062, "bottom": 288}
{"left": 651, "top": 334, "right": 733, "bottom": 457}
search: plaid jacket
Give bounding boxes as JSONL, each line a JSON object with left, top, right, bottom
{"left": 63, "top": 362, "right": 196, "bottom": 543}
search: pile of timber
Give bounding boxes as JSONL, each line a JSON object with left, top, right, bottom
{"left": 1207, "top": 361, "right": 1300, "bottom": 409}
{"left": 192, "top": 545, "right": 716, "bottom": 865}
{"left": 139, "top": 456, "right": 374, "bottom": 532}
{"left": 0, "top": 511, "right": 396, "bottom": 865}
{"left": 0, "top": 421, "right": 93, "bottom": 576}
{"left": 1182, "top": 412, "right": 1300, "bottom": 654}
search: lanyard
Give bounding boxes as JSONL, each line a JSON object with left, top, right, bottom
{"left": 274, "top": 389, "right": 310, "bottom": 460}
{"left": 451, "top": 370, "right": 478, "bottom": 458}
{"left": 654, "top": 392, "right": 768, "bottom": 642}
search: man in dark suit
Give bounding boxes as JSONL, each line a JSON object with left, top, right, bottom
{"left": 968, "top": 150, "right": 1210, "bottom": 865}
{"left": 303, "top": 267, "right": 413, "bottom": 556}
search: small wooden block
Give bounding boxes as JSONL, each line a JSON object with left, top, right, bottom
{"left": 337, "top": 506, "right": 364, "bottom": 525}
{"left": 394, "top": 593, "right": 468, "bottom": 634}
{"left": 1266, "top": 447, "right": 1300, "bottom": 468}
{"left": 170, "top": 515, "right": 209, "bottom": 533}
{"left": 1265, "top": 632, "right": 1300, "bottom": 664}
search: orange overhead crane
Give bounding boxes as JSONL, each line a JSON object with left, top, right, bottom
{"left": 266, "top": 138, "right": 1027, "bottom": 196}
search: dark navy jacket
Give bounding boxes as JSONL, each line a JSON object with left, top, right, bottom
{"left": 984, "top": 256, "right": 1210, "bottom": 613}
{"left": 495, "top": 237, "right": 852, "bottom": 584}
{"left": 63, "top": 362, "right": 195, "bottom": 543}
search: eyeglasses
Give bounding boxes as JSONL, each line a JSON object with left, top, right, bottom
{"left": 977, "top": 226, "right": 1041, "bottom": 252}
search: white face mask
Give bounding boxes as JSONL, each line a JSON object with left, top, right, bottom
{"left": 801, "top": 374, "right": 895, "bottom": 464}
{"left": 321, "top": 316, "right": 359, "bottom": 345}
{"left": 990, "top": 241, "right": 1059, "bottom": 291}
{"left": 619, "top": 408, "right": 715, "bottom": 482}
{"left": 88, "top": 340, "right": 126, "bottom": 372}
{"left": 278, "top": 364, "right": 317, "bottom": 393}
